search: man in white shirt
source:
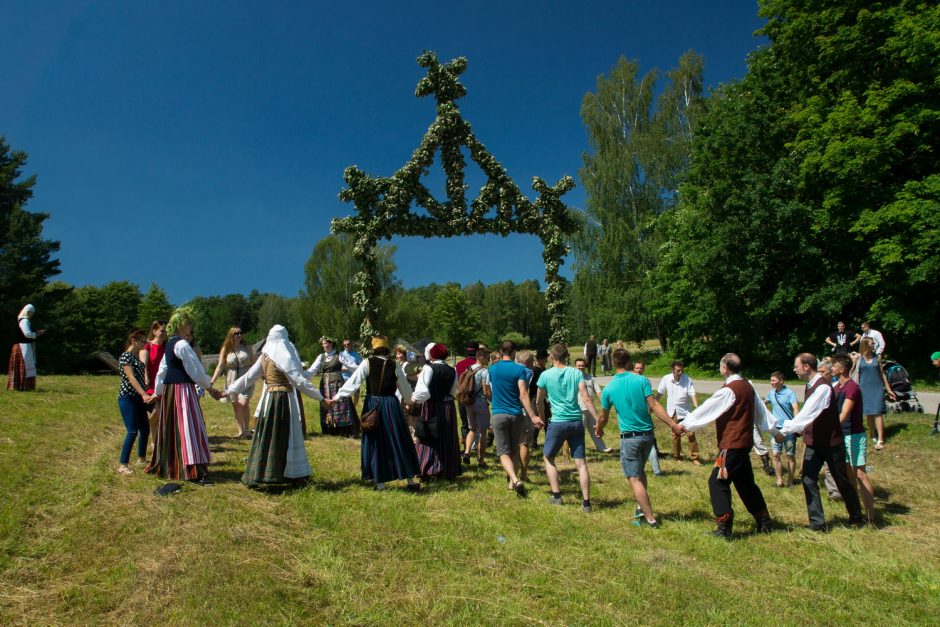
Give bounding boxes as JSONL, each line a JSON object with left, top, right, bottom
{"left": 656, "top": 360, "right": 700, "bottom": 465}
{"left": 678, "top": 353, "right": 776, "bottom": 538}
{"left": 776, "top": 353, "right": 864, "bottom": 531}
{"left": 860, "top": 321, "right": 886, "bottom": 356}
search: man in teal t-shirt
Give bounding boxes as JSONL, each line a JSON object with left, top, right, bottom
{"left": 536, "top": 343, "right": 601, "bottom": 512}
{"left": 598, "top": 348, "right": 682, "bottom": 528}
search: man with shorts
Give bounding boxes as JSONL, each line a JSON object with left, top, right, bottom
{"left": 597, "top": 349, "right": 683, "bottom": 527}
{"left": 455, "top": 342, "right": 481, "bottom": 443}
{"left": 766, "top": 371, "right": 800, "bottom": 487}
{"left": 462, "top": 346, "right": 491, "bottom": 468}
{"left": 488, "top": 340, "right": 542, "bottom": 497}
{"left": 537, "top": 344, "right": 601, "bottom": 512}
{"left": 832, "top": 354, "right": 875, "bottom": 524}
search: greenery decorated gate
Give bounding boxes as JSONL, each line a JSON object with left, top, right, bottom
{"left": 331, "top": 52, "right": 578, "bottom": 349}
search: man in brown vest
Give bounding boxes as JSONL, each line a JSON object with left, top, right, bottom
{"left": 679, "top": 353, "right": 776, "bottom": 539}
{"left": 777, "top": 353, "right": 864, "bottom": 531}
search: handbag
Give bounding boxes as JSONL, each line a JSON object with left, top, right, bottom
{"left": 414, "top": 413, "right": 440, "bottom": 441}
{"left": 359, "top": 359, "right": 388, "bottom": 433}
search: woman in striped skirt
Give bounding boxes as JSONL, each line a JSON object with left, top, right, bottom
{"left": 412, "top": 342, "right": 462, "bottom": 481}
{"left": 333, "top": 336, "right": 421, "bottom": 491}
{"left": 146, "top": 306, "right": 223, "bottom": 484}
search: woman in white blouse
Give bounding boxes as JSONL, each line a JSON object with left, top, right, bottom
{"left": 146, "top": 306, "right": 223, "bottom": 485}
{"left": 412, "top": 342, "right": 462, "bottom": 481}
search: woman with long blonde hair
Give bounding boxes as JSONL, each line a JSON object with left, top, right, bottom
{"left": 211, "top": 326, "right": 256, "bottom": 439}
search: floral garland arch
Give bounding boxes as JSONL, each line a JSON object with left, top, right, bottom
{"left": 331, "top": 52, "right": 577, "bottom": 349}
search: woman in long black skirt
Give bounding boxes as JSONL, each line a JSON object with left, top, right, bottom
{"left": 333, "top": 336, "right": 421, "bottom": 492}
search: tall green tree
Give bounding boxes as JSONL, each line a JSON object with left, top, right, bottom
{"left": 295, "top": 234, "right": 398, "bottom": 356}
{"left": 572, "top": 52, "right": 704, "bottom": 349}
{"left": 0, "top": 137, "right": 61, "bottom": 345}
{"left": 657, "top": 0, "right": 940, "bottom": 373}
{"left": 136, "top": 283, "right": 173, "bottom": 329}
{"left": 430, "top": 283, "right": 481, "bottom": 354}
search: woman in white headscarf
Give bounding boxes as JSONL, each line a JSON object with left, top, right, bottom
{"left": 226, "top": 325, "right": 325, "bottom": 487}
{"left": 7, "top": 304, "right": 44, "bottom": 391}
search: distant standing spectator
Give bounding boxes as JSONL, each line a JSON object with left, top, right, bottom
{"left": 599, "top": 339, "right": 612, "bottom": 376}
{"left": 656, "top": 361, "right": 701, "bottom": 465}
{"left": 583, "top": 335, "right": 598, "bottom": 376}
{"left": 574, "top": 358, "right": 612, "bottom": 453}
{"left": 853, "top": 338, "right": 895, "bottom": 450}
{"left": 633, "top": 361, "right": 662, "bottom": 476}
{"left": 597, "top": 348, "right": 683, "bottom": 527}
{"left": 340, "top": 338, "right": 363, "bottom": 404}
{"left": 7, "top": 304, "right": 45, "bottom": 391}
{"left": 931, "top": 351, "right": 940, "bottom": 435}
{"left": 538, "top": 344, "right": 599, "bottom": 512}
{"left": 455, "top": 341, "right": 480, "bottom": 444}
{"left": 860, "top": 322, "right": 886, "bottom": 356}
{"left": 117, "top": 329, "right": 153, "bottom": 474}
{"left": 825, "top": 321, "right": 860, "bottom": 356}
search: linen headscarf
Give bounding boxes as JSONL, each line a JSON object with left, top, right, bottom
{"left": 424, "top": 343, "right": 436, "bottom": 361}
{"left": 17, "top": 304, "right": 34, "bottom": 319}
{"left": 262, "top": 325, "right": 310, "bottom": 389}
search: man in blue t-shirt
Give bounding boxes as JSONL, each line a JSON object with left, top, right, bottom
{"left": 765, "top": 371, "right": 800, "bottom": 487}
{"left": 489, "top": 340, "right": 543, "bottom": 497}
{"left": 598, "top": 348, "right": 683, "bottom": 528}
{"left": 536, "top": 343, "right": 601, "bottom": 512}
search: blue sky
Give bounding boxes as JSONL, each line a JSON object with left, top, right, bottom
{"left": 1, "top": 1, "right": 766, "bottom": 304}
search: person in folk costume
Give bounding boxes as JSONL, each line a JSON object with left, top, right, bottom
{"left": 678, "top": 353, "right": 777, "bottom": 539}
{"left": 7, "top": 304, "right": 45, "bottom": 391}
{"left": 225, "top": 325, "right": 325, "bottom": 488}
{"left": 306, "top": 336, "right": 359, "bottom": 437}
{"left": 412, "top": 342, "right": 462, "bottom": 481}
{"left": 146, "top": 306, "right": 223, "bottom": 485}
{"left": 332, "top": 335, "right": 421, "bottom": 492}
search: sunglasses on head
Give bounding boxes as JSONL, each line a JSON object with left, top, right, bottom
{"left": 234, "top": 331, "right": 243, "bottom": 336}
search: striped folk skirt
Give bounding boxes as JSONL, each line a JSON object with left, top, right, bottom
{"left": 360, "top": 395, "right": 419, "bottom": 484}
{"left": 243, "top": 390, "right": 310, "bottom": 487}
{"left": 415, "top": 399, "right": 462, "bottom": 481}
{"left": 320, "top": 374, "right": 359, "bottom": 437}
{"left": 7, "top": 344, "right": 36, "bottom": 391}
{"left": 146, "top": 383, "right": 212, "bottom": 480}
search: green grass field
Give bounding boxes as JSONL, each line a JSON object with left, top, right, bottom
{"left": 2, "top": 375, "right": 940, "bottom": 624}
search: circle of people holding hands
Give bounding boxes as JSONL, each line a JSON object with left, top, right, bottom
{"left": 9, "top": 303, "right": 916, "bottom": 539}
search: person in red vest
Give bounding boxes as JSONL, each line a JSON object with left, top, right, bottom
{"left": 678, "top": 353, "right": 776, "bottom": 540}
{"left": 777, "top": 353, "right": 865, "bottom": 531}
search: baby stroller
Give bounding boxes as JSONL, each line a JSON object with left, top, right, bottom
{"left": 882, "top": 360, "right": 924, "bottom": 413}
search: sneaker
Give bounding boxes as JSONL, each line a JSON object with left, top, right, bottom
{"left": 634, "top": 506, "right": 644, "bottom": 519}
{"left": 513, "top": 481, "right": 527, "bottom": 498}
{"left": 805, "top": 523, "right": 829, "bottom": 532}
{"left": 117, "top": 465, "right": 133, "bottom": 475}
{"left": 875, "top": 440, "right": 884, "bottom": 450}
{"left": 548, "top": 495, "right": 563, "bottom": 506}
{"left": 633, "top": 518, "right": 660, "bottom": 528}
{"left": 691, "top": 459, "right": 702, "bottom": 466}
{"left": 582, "top": 503, "right": 592, "bottom": 513}
{"left": 461, "top": 453, "right": 471, "bottom": 465}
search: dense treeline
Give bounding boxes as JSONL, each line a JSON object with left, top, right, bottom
{"left": 570, "top": 0, "right": 940, "bottom": 376}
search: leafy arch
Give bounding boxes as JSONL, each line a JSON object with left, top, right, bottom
{"left": 331, "top": 52, "right": 578, "bottom": 348}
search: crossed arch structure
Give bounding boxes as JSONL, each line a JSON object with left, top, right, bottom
{"left": 331, "top": 52, "right": 578, "bottom": 349}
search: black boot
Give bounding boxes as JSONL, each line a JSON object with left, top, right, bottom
{"left": 712, "top": 513, "right": 733, "bottom": 540}
{"left": 760, "top": 454, "right": 774, "bottom": 476}
{"left": 754, "top": 510, "right": 773, "bottom": 534}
